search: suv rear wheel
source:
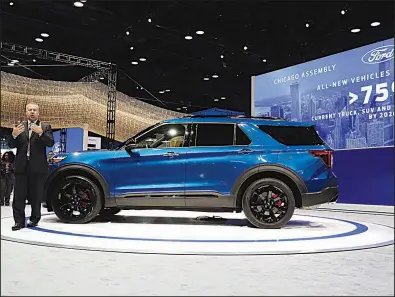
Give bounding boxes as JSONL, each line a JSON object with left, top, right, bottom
{"left": 51, "top": 175, "right": 103, "bottom": 224}
{"left": 242, "top": 178, "right": 295, "bottom": 229}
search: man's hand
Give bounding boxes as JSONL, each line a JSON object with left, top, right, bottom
{"left": 12, "top": 123, "right": 25, "bottom": 137}
{"left": 31, "top": 123, "right": 43, "bottom": 135}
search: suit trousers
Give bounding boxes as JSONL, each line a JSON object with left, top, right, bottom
{"left": 12, "top": 161, "right": 45, "bottom": 225}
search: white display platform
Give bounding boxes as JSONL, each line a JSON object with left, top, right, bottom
{"left": 1, "top": 209, "right": 393, "bottom": 255}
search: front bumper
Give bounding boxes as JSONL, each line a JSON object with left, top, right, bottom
{"left": 301, "top": 186, "right": 339, "bottom": 207}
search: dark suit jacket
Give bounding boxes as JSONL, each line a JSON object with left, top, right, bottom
{"left": 7, "top": 120, "right": 55, "bottom": 174}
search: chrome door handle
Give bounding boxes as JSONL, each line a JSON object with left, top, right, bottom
{"left": 163, "top": 151, "right": 179, "bottom": 157}
{"left": 237, "top": 148, "right": 253, "bottom": 154}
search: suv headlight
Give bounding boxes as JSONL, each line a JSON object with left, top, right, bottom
{"left": 52, "top": 156, "right": 67, "bottom": 164}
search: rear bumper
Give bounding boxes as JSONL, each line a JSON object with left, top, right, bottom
{"left": 301, "top": 186, "right": 339, "bottom": 207}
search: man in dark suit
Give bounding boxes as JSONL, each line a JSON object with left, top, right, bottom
{"left": 8, "top": 102, "right": 54, "bottom": 231}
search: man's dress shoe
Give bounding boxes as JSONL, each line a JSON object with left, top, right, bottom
{"left": 27, "top": 220, "right": 38, "bottom": 227}
{"left": 11, "top": 223, "right": 24, "bottom": 231}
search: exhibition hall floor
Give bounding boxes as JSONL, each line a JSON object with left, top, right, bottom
{"left": 1, "top": 203, "right": 394, "bottom": 296}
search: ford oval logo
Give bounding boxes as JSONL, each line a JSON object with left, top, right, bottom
{"left": 361, "top": 45, "right": 394, "bottom": 64}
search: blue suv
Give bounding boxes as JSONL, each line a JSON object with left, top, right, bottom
{"left": 45, "top": 115, "right": 339, "bottom": 229}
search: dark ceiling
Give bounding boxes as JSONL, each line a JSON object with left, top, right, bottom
{"left": 1, "top": 0, "right": 394, "bottom": 114}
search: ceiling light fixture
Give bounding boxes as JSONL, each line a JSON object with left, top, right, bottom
{"left": 35, "top": 38, "right": 44, "bottom": 42}
{"left": 165, "top": 89, "right": 170, "bottom": 92}
{"left": 41, "top": 33, "right": 49, "bottom": 38}
{"left": 148, "top": 18, "right": 152, "bottom": 23}
{"left": 11, "top": 60, "right": 19, "bottom": 63}
{"left": 185, "top": 35, "right": 193, "bottom": 40}
{"left": 130, "top": 46, "right": 134, "bottom": 50}
{"left": 305, "top": 23, "right": 310, "bottom": 28}
{"left": 196, "top": 30, "right": 204, "bottom": 35}
{"left": 350, "top": 28, "right": 361, "bottom": 33}
{"left": 9, "top": 1, "right": 14, "bottom": 6}
{"left": 177, "top": 107, "right": 181, "bottom": 110}
{"left": 7, "top": 63, "right": 14, "bottom": 66}
{"left": 214, "top": 98, "right": 219, "bottom": 102}
{"left": 100, "top": 77, "right": 104, "bottom": 80}
{"left": 203, "top": 77, "right": 209, "bottom": 81}
{"left": 80, "top": 0, "right": 87, "bottom": 2}
{"left": 139, "top": 58, "right": 147, "bottom": 62}
{"left": 221, "top": 97, "right": 226, "bottom": 100}
{"left": 262, "top": 59, "right": 267, "bottom": 62}
{"left": 159, "top": 91, "right": 165, "bottom": 94}
{"left": 220, "top": 55, "right": 224, "bottom": 59}
{"left": 341, "top": 10, "right": 346, "bottom": 15}
{"left": 212, "top": 74, "right": 219, "bottom": 78}
{"left": 126, "top": 31, "right": 130, "bottom": 35}
{"left": 33, "top": 59, "right": 36, "bottom": 62}
{"left": 73, "top": 1, "right": 83, "bottom": 7}
{"left": 131, "top": 61, "right": 138, "bottom": 65}
{"left": 244, "top": 46, "right": 248, "bottom": 50}
{"left": 371, "top": 21, "right": 381, "bottom": 27}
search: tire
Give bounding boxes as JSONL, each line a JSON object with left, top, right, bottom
{"left": 242, "top": 178, "right": 295, "bottom": 229}
{"left": 51, "top": 175, "right": 103, "bottom": 224}
{"left": 99, "top": 207, "right": 121, "bottom": 217}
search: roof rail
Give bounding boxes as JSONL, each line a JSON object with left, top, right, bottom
{"left": 182, "top": 114, "right": 286, "bottom": 120}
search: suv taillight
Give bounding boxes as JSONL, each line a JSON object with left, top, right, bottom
{"left": 309, "top": 150, "right": 333, "bottom": 168}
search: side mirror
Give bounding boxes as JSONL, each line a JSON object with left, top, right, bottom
{"left": 125, "top": 143, "right": 140, "bottom": 157}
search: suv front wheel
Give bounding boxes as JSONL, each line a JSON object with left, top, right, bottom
{"left": 51, "top": 175, "right": 103, "bottom": 224}
{"left": 242, "top": 178, "right": 295, "bottom": 229}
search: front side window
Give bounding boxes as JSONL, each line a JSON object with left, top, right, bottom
{"left": 135, "top": 124, "right": 187, "bottom": 148}
{"left": 195, "top": 123, "right": 234, "bottom": 146}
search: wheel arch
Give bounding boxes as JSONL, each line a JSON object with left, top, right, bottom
{"left": 44, "top": 163, "right": 113, "bottom": 210}
{"left": 231, "top": 164, "right": 307, "bottom": 210}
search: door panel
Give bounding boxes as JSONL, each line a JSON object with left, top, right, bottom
{"left": 113, "top": 123, "right": 188, "bottom": 207}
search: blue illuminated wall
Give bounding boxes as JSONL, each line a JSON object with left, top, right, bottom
{"left": 46, "top": 128, "right": 84, "bottom": 155}
{"left": 252, "top": 39, "right": 394, "bottom": 206}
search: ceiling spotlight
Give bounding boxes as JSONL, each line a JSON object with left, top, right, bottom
{"left": 73, "top": 1, "right": 83, "bottom": 7}
{"left": 11, "top": 59, "right": 19, "bottom": 63}
{"left": 130, "top": 46, "right": 134, "bottom": 50}
{"left": 7, "top": 63, "right": 14, "bottom": 66}
{"left": 159, "top": 91, "right": 165, "bottom": 94}
{"left": 139, "top": 58, "right": 147, "bottom": 62}
{"left": 341, "top": 10, "right": 346, "bottom": 15}
{"left": 244, "top": 46, "right": 248, "bottom": 50}
{"left": 80, "top": 0, "right": 87, "bottom": 2}
{"left": 262, "top": 59, "right": 267, "bottom": 63}
{"left": 131, "top": 61, "right": 138, "bottom": 65}
{"left": 35, "top": 38, "right": 44, "bottom": 42}
{"left": 221, "top": 97, "right": 226, "bottom": 100}
{"left": 203, "top": 77, "right": 209, "bottom": 81}
{"left": 148, "top": 18, "right": 152, "bottom": 23}
{"left": 212, "top": 74, "right": 219, "bottom": 78}
{"left": 9, "top": 2, "right": 14, "bottom": 6}
{"left": 182, "top": 106, "right": 187, "bottom": 109}
{"left": 220, "top": 55, "right": 224, "bottom": 59}
{"left": 33, "top": 59, "right": 36, "bottom": 62}
{"left": 177, "top": 107, "right": 181, "bottom": 110}
{"left": 371, "top": 22, "right": 381, "bottom": 27}
{"left": 305, "top": 23, "right": 310, "bottom": 28}
{"left": 214, "top": 98, "right": 219, "bottom": 102}
{"left": 165, "top": 89, "right": 170, "bottom": 92}
{"left": 185, "top": 35, "right": 193, "bottom": 40}
{"left": 350, "top": 28, "right": 360, "bottom": 33}
{"left": 196, "top": 30, "right": 204, "bottom": 35}
{"left": 126, "top": 31, "right": 130, "bottom": 35}
{"left": 100, "top": 77, "right": 105, "bottom": 80}
{"left": 41, "top": 33, "right": 49, "bottom": 38}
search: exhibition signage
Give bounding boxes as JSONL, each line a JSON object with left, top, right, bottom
{"left": 252, "top": 38, "right": 394, "bottom": 150}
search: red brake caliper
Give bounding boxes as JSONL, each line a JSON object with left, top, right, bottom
{"left": 272, "top": 193, "right": 282, "bottom": 207}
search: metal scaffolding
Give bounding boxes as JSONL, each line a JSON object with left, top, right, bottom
{"left": 0, "top": 41, "right": 118, "bottom": 150}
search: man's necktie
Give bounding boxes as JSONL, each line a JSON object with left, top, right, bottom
{"left": 27, "top": 122, "right": 32, "bottom": 160}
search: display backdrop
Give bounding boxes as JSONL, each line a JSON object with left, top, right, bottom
{"left": 252, "top": 39, "right": 394, "bottom": 206}
{"left": 252, "top": 38, "right": 394, "bottom": 150}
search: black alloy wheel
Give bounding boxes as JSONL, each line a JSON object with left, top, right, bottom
{"left": 242, "top": 178, "right": 295, "bottom": 229}
{"left": 52, "top": 176, "right": 103, "bottom": 224}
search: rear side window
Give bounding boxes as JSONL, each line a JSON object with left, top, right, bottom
{"left": 258, "top": 125, "right": 324, "bottom": 145}
{"left": 236, "top": 125, "right": 251, "bottom": 145}
{"left": 195, "top": 123, "right": 234, "bottom": 146}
